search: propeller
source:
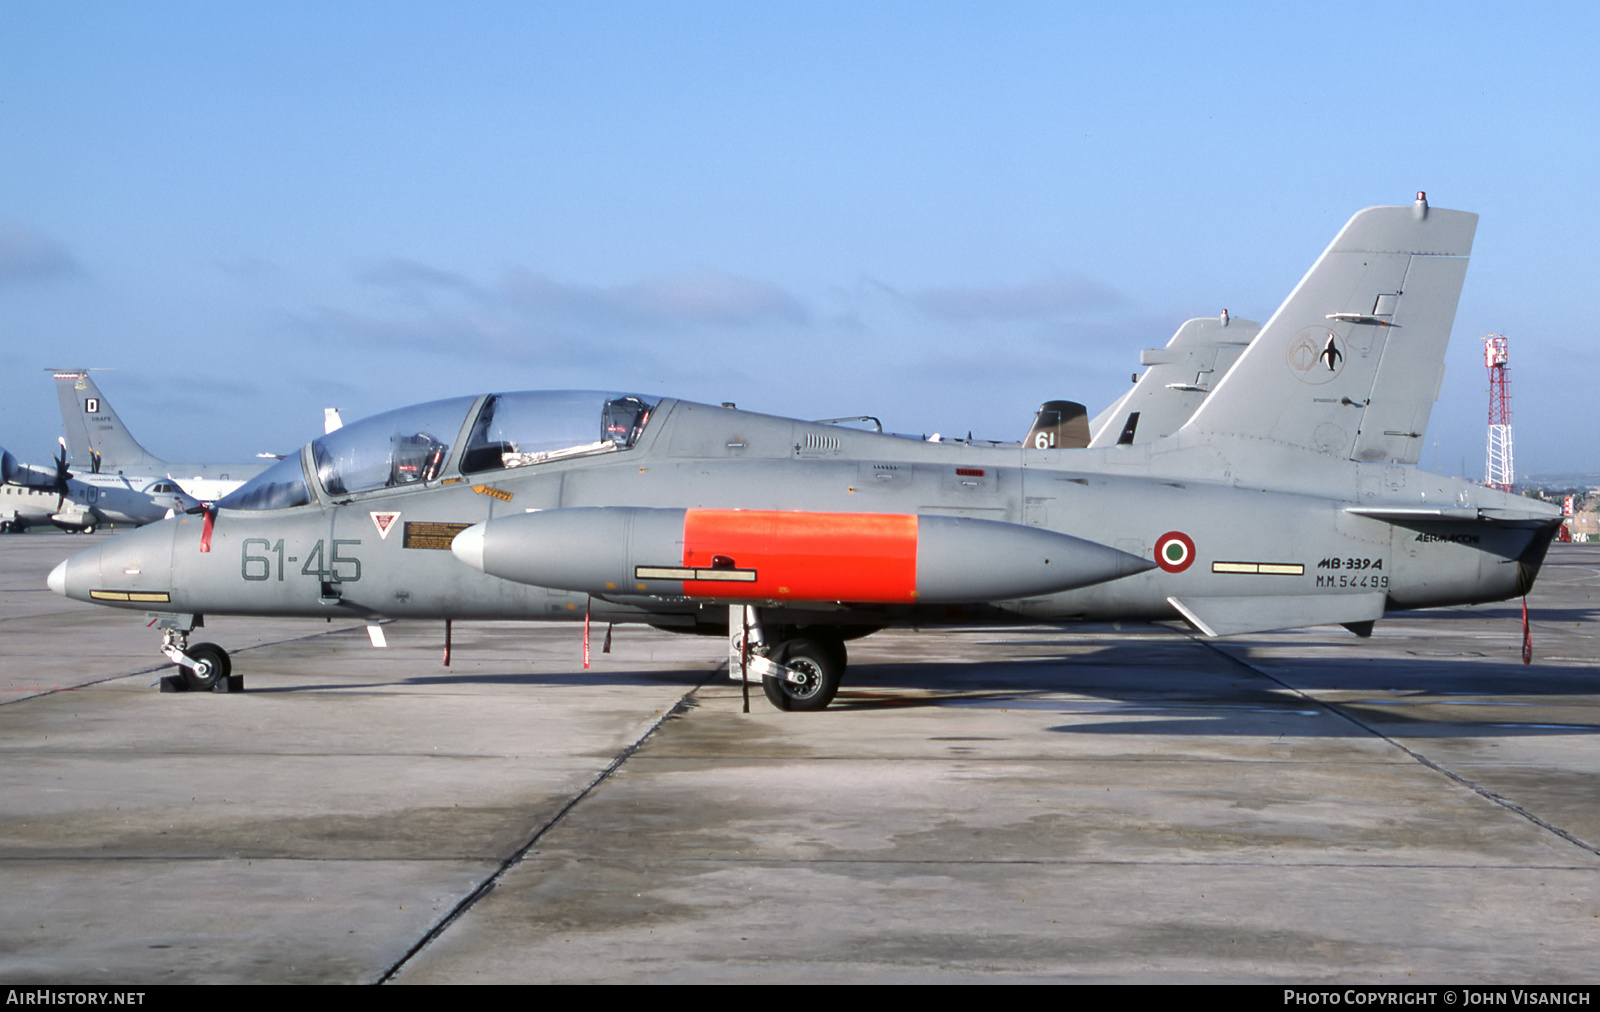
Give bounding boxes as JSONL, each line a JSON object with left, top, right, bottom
{"left": 53, "top": 438, "right": 73, "bottom": 497}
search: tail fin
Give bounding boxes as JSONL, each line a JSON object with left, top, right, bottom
{"left": 1182, "top": 194, "right": 1476, "bottom": 465}
{"left": 1025, "top": 400, "right": 1090, "bottom": 449}
{"left": 50, "top": 370, "right": 165, "bottom": 473}
{"left": 1089, "top": 312, "right": 1259, "bottom": 448}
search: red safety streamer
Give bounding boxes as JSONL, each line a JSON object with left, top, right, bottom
{"left": 199, "top": 506, "right": 215, "bottom": 553}
{"left": 1521, "top": 597, "right": 1532, "bottom": 666}
{"left": 443, "top": 618, "right": 452, "bottom": 667}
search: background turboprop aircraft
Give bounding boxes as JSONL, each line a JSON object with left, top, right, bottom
{"left": 51, "top": 370, "right": 272, "bottom": 502}
{"left": 0, "top": 440, "right": 198, "bottom": 533}
{"left": 49, "top": 197, "right": 1565, "bottom": 711}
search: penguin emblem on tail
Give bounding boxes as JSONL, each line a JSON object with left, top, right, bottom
{"left": 1319, "top": 335, "right": 1343, "bottom": 372}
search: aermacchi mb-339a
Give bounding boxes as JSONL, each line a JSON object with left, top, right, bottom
{"left": 48, "top": 196, "right": 1563, "bottom": 710}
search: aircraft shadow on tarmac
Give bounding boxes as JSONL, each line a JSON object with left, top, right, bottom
{"left": 1454, "top": 605, "right": 1600, "bottom": 624}
{"left": 241, "top": 667, "right": 711, "bottom": 694}
{"left": 232, "top": 623, "right": 1598, "bottom": 739}
{"left": 822, "top": 641, "right": 1600, "bottom": 739}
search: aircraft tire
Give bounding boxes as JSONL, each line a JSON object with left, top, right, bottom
{"left": 821, "top": 633, "right": 847, "bottom": 674}
{"left": 761, "top": 639, "right": 841, "bottom": 712}
{"left": 181, "top": 643, "right": 231, "bottom": 692}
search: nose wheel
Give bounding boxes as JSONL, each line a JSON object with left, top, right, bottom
{"left": 158, "top": 628, "right": 242, "bottom": 693}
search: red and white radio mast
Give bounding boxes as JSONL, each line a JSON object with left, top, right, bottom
{"left": 1483, "top": 334, "right": 1513, "bottom": 492}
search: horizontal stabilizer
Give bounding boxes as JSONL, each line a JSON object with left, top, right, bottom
{"left": 1346, "top": 504, "right": 1562, "bottom": 524}
{"left": 1168, "top": 592, "right": 1385, "bottom": 638}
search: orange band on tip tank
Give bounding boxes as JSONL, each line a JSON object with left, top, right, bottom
{"left": 681, "top": 510, "right": 918, "bottom": 602}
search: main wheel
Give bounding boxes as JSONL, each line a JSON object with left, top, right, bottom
{"left": 181, "top": 642, "right": 231, "bottom": 691}
{"left": 761, "top": 639, "right": 842, "bottom": 712}
{"left": 795, "top": 625, "right": 850, "bottom": 673}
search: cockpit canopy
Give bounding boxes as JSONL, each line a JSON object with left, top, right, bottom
{"left": 461, "top": 391, "right": 652, "bottom": 474}
{"left": 314, "top": 396, "right": 477, "bottom": 497}
{"left": 216, "top": 391, "right": 656, "bottom": 511}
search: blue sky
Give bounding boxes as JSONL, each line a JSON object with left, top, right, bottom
{"left": 2, "top": 2, "right": 1596, "bottom": 478}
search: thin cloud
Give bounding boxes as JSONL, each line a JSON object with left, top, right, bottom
{"left": 356, "top": 258, "right": 475, "bottom": 299}
{"left": 213, "top": 255, "right": 280, "bottom": 281}
{"left": 347, "top": 258, "right": 809, "bottom": 333}
{"left": 907, "top": 274, "right": 1121, "bottom": 321}
{"left": 500, "top": 266, "right": 807, "bottom": 328}
{"left": 306, "top": 305, "right": 523, "bottom": 357}
{"left": 0, "top": 222, "right": 82, "bottom": 285}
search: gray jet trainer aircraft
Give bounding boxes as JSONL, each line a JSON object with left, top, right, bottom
{"left": 48, "top": 196, "right": 1563, "bottom": 709}
{"left": 1088, "top": 311, "right": 1261, "bottom": 448}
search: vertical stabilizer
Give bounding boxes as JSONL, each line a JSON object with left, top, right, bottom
{"left": 1025, "top": 400, "right": 1090, "bottom": 449}
{"left": 1182, "top": 195, "right": 1476, "bottom": 464}
{"left": 51, "top": 371, "right": 165, "bottom": 473}
{"left": 1089, "top": 312, "right": 1258, "bottom": 447}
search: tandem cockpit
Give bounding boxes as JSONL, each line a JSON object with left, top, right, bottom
{"left": 216, "top": 391, "right": 657, "bottom": 511}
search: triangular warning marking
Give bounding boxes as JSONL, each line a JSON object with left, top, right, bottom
{"left": 371, "top": 511, "right": 401, "bottom": 539}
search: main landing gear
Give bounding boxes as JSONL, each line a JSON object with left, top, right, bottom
{"left": 154, "top": 616, "right": 242, "bottom": 693}
{"left": 729, "top": 606, "right": 848, "bottom": 711}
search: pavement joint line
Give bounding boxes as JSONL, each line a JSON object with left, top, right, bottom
{"left": 0, "top": 751, "right": 1426, "bottom": 763}
{"left": 0, "top": 855, "right": 1594, "bottom": 871}
{"left": 1196, "top": 638, "right": 1600, "bottom": 861}
{"left": 0, "top": 621, "right": 374, "bottom": 708}
{"left": 0, "top": 855, "right": 515, "bottom": 863}
{"left": 375, "top": 669, "right": 714, "bottom": 985}
{"left": 543, "top": 858, "right": 1600, "bottom": 871}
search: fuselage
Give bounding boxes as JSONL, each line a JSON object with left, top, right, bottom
{"left": 2, "top": 473, "right": 195, "bottom": 531}
{"left": 49, "top": 394, "right": 1560, "bottom": 635}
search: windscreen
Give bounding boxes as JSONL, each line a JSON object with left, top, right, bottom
{"left": 312, "top": 396, "right": 477, "bottom": 497}
{"left": 214, "top": 454, "right": 313, "bottom": 511}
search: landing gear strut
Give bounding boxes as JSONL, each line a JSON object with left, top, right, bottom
{"left": 154, "top": 616, "right": 241, "bottom": 692}
{"left": 729, "top": 606, "right": 847, "bottom": 711}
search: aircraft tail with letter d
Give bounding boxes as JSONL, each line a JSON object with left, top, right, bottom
{"left": 51, "top": 370, "right": 166, "bottom": 475}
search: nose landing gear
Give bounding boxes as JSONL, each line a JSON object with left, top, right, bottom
{"left": 155, "top": 618, "right": 242, "bottom": 693}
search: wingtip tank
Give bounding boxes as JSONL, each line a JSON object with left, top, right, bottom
{"left": 452, "top": 507, "right": 1153, "bottom": 604}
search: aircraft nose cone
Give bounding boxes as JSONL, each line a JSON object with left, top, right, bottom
{"left": 451, "top": 522, "right": 487, "bottom": 572}
{"left": 47, "top": 542, "right": 103, "bottom": 602}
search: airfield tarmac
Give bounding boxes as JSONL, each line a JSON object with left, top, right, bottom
{"left": 0, "top": 531, "right": 1596, "bottom": 984}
